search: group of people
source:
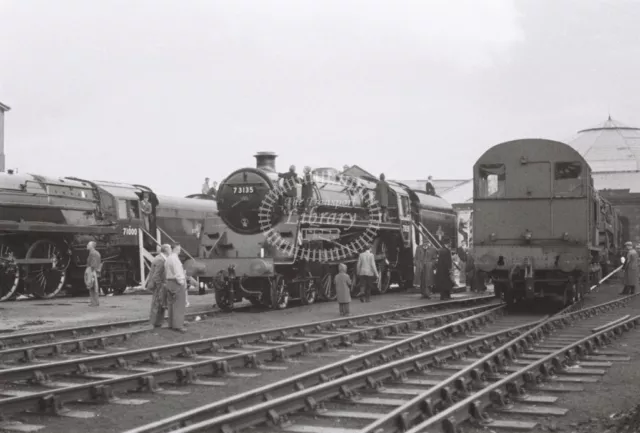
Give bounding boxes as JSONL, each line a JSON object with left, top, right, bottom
{"left": 201, "top": 178, "right": 218, "bottom": 197}
{"left": 334, "top": 244, "right": 380, "bottom": 316}
{"left": 413, "top": 238, "right": 456, "bottom": 300}
{"left": 84, "top": 241, "right": 195, "bottom": 332}
{"left": 333, "top": 238, "right": 457, "bottom": 317}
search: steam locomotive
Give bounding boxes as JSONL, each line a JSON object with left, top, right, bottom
{"left": 0, "top": 172, "right": 217, "bottom": 301}
{"left": 184, "top": 152, "right": 458, "bottom": 311}
{"left": 472, "top": 138, "right": 623, "bottom": 307}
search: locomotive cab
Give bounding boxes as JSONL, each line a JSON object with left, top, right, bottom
{"left": 471, "top": 139, "right": 602, "bottom": 308}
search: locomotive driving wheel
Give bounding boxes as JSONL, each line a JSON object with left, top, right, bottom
{"left": 23, "top": 239, "right": 70, "bottom": 299}
{"left": 0, "top": 243, "right": 20, "bottom": 301}
{"left": 319, "top": 270, "right": 337, "bottom": 301}
{"left": 300, "top": 272, "right": 318, "bottom": 305}
{"left": 271, "top": 275, "right": 289, "bottom": 310}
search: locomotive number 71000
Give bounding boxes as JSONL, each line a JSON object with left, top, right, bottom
{"left": 122, "top": 227, "right": 138, "bottom": 236}
{"left": 233, "top": 186, "right": 254, "bottom": 194}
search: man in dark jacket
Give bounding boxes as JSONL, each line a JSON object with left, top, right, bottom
{"left": 436, "top": 238, "right": 454, "bottom": 300}
{"left": 426, "top": 176, "right": 436, "bottom": 196}
{"left": 279, "top": 165, "right": 299, "bottom": 213}
{"left": 375, "top": 173, "right": 390, "bottom": 222}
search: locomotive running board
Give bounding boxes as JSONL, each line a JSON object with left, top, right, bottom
{"left": 0, "top": 221, "right": 117, "bottom": 234}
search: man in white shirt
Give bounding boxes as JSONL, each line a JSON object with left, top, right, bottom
{"left": 356, "top": 245, "right": 379, "bottom": 303}
{"left": 165, "top": 243, "right": 188, "bottom": 332}
{"left": 202, "top": 178, "right": 211, "bottom": 195}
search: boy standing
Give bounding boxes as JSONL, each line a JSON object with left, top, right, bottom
{"left": 335, "top": 264, "right": 352, "bottom": 316}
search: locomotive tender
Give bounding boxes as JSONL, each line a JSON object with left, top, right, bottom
{"left": 472, "top": 138, "right": 623, "bottom": 307}
{"left": 185, "top": 152, "right": 457, "bottom": 311}
{"left": 0, "top": 172, "right": 217, "bottom": 301}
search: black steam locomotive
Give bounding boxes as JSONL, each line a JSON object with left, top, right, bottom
{"left": 0, "top": 172, "right": 217, "bottom": 301}
{"left": 185, "top": 152, "right": 458, "bottom": 311}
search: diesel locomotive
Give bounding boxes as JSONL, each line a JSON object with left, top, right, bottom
{"left": 184, "top": 152, "right": 457, "bottom": 311}
{"left": 472, "top": 138, "right": 623, "bottom": 307}
{"left": 0, "top": 172, "right": 217, "bottom": 301}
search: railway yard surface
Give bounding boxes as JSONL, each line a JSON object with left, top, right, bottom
{"left": 0, "top": 284, "right": 637, "bottom": 433}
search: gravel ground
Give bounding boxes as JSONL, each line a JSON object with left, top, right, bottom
{"left": 0, "top": 289, "right": 219, "bottom": 333}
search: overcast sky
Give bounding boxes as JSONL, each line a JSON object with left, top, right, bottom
{"left": 1, "top": 0, "right": 639, "bottom": 196}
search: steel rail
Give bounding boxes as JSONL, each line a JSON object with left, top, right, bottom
{"left": 411, "top": 313, "right": 640, "bottom": 433}
{"left": 0, "top": 297, "right": 493, "bottom": 365}
{"left": 0, "top": 328, "right": 146, "bottom": 365}
{"left": 0, "top": 297, "right": 496, "bottom": 382}
{"left": 0, "top": 302, "right": 498, "bottom": 418}
{"left": 121, "top": 305, "right": 514, "bottom": 433}
{"left": 149, "top": 315, "right": 545, "bottom": 433}
{"left": 158, "top": 294, "right": 637, "bottom": 433}
{"left": 357, "top": 293, "right": 640, "bottom": 433}
{"left": 0, "top": 309, "right": 218, "bottom": 348}
{"left": 0, "top": 302, "right": 498, "bottom": 382}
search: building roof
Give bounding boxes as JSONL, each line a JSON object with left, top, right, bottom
{"left": 0, "top": 101, "right": 10, "bottom": 112}
{"left": 569, "top": 116, "right": 640, "bottom": 172}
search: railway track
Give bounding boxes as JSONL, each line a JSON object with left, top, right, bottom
{"left": 122, "top": 294, "right": 640, "bottom": 433}
{"left": 0, "top": 295, "right": 495, "bottom": 431}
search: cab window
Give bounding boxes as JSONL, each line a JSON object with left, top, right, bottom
{"left": 477, "top": 164, "right": 506, "bottom": 198}
{"left": 554, "top": 162, "right": 583, "bottom": 195}
{"left": 116, "top": 199, "right": 128, "bottom": 219}
{"left": 400, "top": 196, "right": 410, "bottom": 217}
{"left": 555, "top": 162, "right": 582, "bottom": 180}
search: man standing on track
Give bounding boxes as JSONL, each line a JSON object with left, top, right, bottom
{"left": 356, "top": 245, "right": 379, "bottom": 303}
{"left": 620, "top": 241, "right": 638, "bottom": 295}
{"left": 85, "top": 241, "right": 102, "bottom": 307}
{"left": 165, "top": 243, "right": 188, "bottom": 332}
{"left": 147, "top": 244, "right": 171, "bottom": 327}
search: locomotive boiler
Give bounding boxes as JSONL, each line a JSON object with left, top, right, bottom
{"left": 472, "top": 138, "right": 623, "bottom": 307}
{"left": 185, "top": 152, "right": 457, "bottom": 311}
{"left": 0, "top": 171, "right": 217, "bottom": 301}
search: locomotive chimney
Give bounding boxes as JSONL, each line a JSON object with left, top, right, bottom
{"left": 254, "top": 151, "right": 278, "bottom": 172}
{"left": 0, "top": 101, "right": 10, "bottom": 172}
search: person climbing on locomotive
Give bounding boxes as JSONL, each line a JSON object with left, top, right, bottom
{"left": 356, "top": 245, "right": 379, "bottom": 303}
{"left": 415, "top": 240, "right": 437, "bottom": 299}
{"left": 435, "top": 238, "right": 454, "bottom": 300}
{"left": 375, "top": 173, "right": 390, "bottom": 222}
{"left": 148, "top": 244, "right": 170, "bottom": 327}
{"left": 426, "top": 176, "right": 436, "bottom": 196}
{"left": 165, "top": 243, "right": 188, "bottom": 332}
{"left": 202, "top": 177, "right": 211, "bottom": 195}
{"left": 208, "top": 181, "right": 218, "bottom": 197}
{"left": 300, "top": 166, "right": 315, "bottom": 211}
{"left": 85, "top": 241, "right": 102, "bottom": 307}
{"left": 620, "top": 241, "right": 638, "bottom": 295}
{"left": 335, "top": 263, "right": 352, "bottom": 316}
{"left": 140, "top": 192, "right": 152, "bottom": 232}
{"left": 278, "top": 165, "right": 300, "bottom": 213}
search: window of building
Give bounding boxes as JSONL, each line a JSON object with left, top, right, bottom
{"left": 555, "top": 162, "right": 582, "bottom": 180}
{"left": 477, "top": 164, "right": 506, "bottom": 198}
